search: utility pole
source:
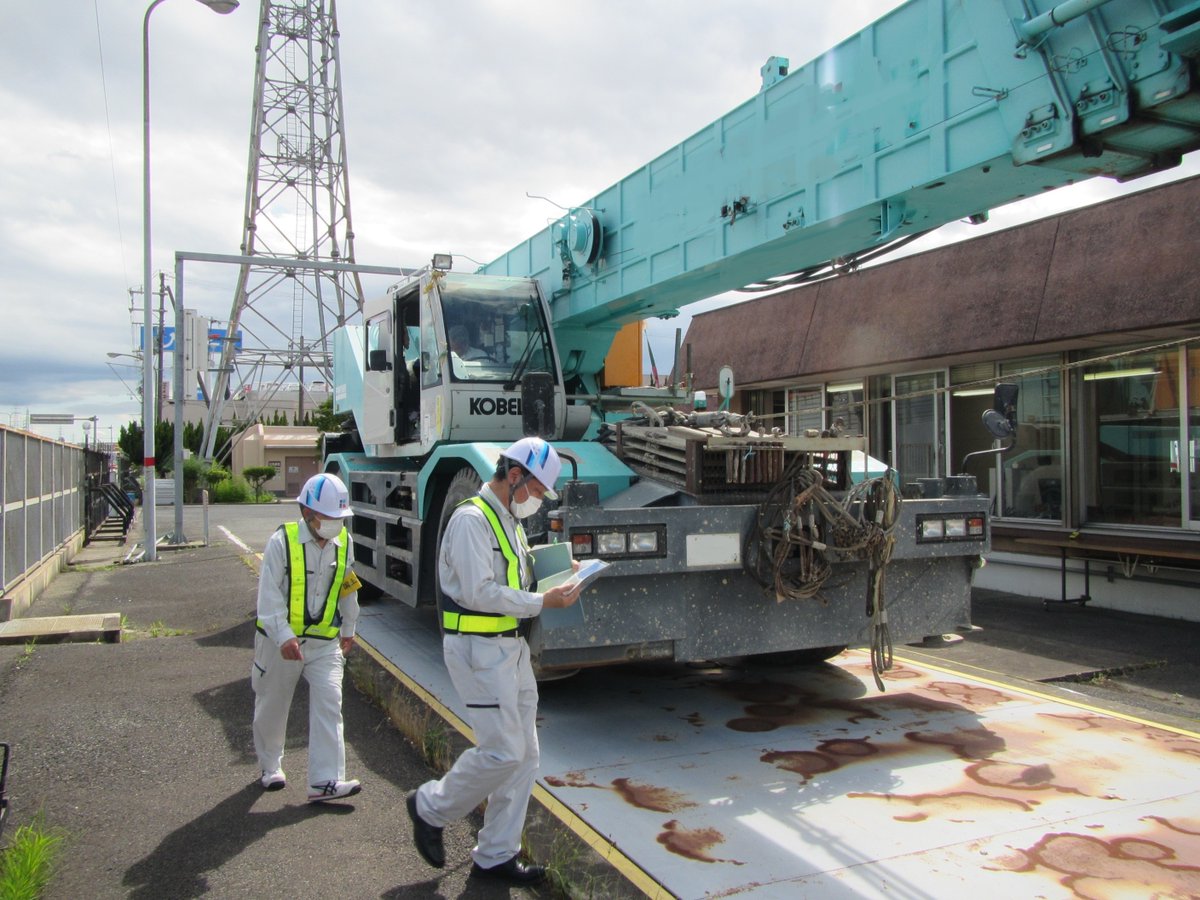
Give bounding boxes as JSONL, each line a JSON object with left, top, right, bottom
{"left": 156, "top": 272, "right": 167, "bottom": 423}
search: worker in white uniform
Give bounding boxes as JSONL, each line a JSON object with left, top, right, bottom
{"left": 252, "top": 472, "right": 363, "bottom": 802}
{"left": 406, "top": 437, "right": 581, "bottom": 885}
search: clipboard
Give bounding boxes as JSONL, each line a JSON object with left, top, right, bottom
{"left": 529, "top": 543, "right": 586, "bottom": 630}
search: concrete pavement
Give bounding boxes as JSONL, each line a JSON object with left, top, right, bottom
{"left": 0, "top": 512, "right": 541, "bottom": 899}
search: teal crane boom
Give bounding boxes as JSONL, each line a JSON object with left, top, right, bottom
{"left": 481, "top": 0, "right": 1200, "bottom": 388}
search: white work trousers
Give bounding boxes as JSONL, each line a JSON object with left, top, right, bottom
{"left": 251, "top": 633, "right": 346, "bottom": 787}
{"left": 416, "top": 634, "right": 539, "bottom": 868}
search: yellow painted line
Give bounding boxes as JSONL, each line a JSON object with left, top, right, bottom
{"left": 532, "top": 782, "right": 673, "bottom": 900}
{"left": 357, "top": 638, "right": 474, "bottom": 742}
{"left": 890, "top": 651, "right": 1200, "bottom": 740}
{"left": 356, "top": 636, "right": 669, "bottom": 899}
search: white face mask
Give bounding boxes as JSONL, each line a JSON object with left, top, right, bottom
{"left": 307, "top": 516, "right": 336, "bottom": 539}
{"left": 507, "top": 475, "right": 543, "bottom": 519}
{"left": 510, "top": 493, "right": 542, "bottom": 519}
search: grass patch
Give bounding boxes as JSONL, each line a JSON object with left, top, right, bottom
{"left": 0, "top": 816, "right": 65, "bottom": 899}
{"left": 147, "top": 620, "right": 186, "bottom": 638}
{"left": 539, "top": 829, "right": 599, "bottom": 898}
{"left": 347, "top": 659, "right": 459, "bottom": 774}
{"left": 419, "top": 720, "right": 453, "bottom": 773}
{"left": 1047, "top": 659, "right": 1166, "bottom": 687}
{"left": 120, "top": 619, "right": 190, "bottom": 641}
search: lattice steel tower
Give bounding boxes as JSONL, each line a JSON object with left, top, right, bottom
{"left": 204, "top": 0, "right": 361, "bottom": 455}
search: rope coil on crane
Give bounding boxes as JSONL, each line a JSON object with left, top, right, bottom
{"left": 743, "top": 454, "right": 900, "bottom": 688}
{"left": 623, "top": 402, "right": 900, "bottom": 688}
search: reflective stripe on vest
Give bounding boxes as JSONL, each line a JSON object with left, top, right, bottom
{"left": 441, "top": 495, "right": 523, "bottom": 635}
{"left": 256, "top": 521, "right": 348, "bottom": 640}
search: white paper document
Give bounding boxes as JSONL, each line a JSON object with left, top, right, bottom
{"left": 564, "top": 557, "right": 610, "bottom": 589}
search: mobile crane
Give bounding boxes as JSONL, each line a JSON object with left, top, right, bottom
{"left": 325, "top": 0, "right": 1200, "bottom": 675}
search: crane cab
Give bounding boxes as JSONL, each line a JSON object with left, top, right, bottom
{"left": 358, "top": 268, "right": 565, "bottom": 455}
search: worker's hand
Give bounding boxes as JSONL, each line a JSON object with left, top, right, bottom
{"left": 340, "top": 636, "right": 355, "bottom": 656}
{"left": 280, "top": 637, "right": 304, "bottom": 661}
{"left": 542, "top": 581, "right": 582, "bottom": 609}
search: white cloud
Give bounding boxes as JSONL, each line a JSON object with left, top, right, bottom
{"left": 3, "top": 0, "right": 1194, "bottom": 440}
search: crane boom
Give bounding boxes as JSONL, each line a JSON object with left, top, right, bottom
{"left": 482, "top": 0, "right": 1200, "bottom": 381}
{"left": 329, "top": 0, "right": 1200, "bottom": 677}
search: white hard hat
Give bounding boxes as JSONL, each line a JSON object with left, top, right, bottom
{"left": 297, "top": 473, "right": 354, "bottom": 518}
{"left": 500, "top": 437, "right": 561, "bottom": 500}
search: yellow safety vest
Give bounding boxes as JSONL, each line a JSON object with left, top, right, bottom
{"left": 441, "top": 496, "right": 526, "bottom": 636}
{"left": 256, "top": 521, "right": 349, "bottom": 640}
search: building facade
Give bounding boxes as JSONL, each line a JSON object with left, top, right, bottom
{"left": 684, "top": 176, "right": 1200, "bottom": 619}
{"left": 230, "top": 424, "right": 320, "bottom": 498}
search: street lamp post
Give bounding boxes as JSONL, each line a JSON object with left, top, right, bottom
{"left": 141, "top": 0, "right": 239, "bottom": 561}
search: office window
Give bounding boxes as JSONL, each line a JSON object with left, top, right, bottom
{"left": 748, "top": 389, "right": 785, "bottom": 430}
{"left": 1079, "top": 348, "right": 1184, "bottom": 527}
{"left": 826, "top": 381, "right": 864, "bottom": 436}
{"left": 998, "top": 358, "right": 1064, "bottom": 521}
{"left": 786, "top": 388, "right": 822, "bottom": 436}
{"left": 869, "top": 376, "right": 893, "bottom": 469}
{"left": 950, "top": 363, "right": 998, "bottom": 499}
{"left": 1188, "top": 347, "right": 1200, "bottom": 529}
{"left": 894, "top": 371, "right": 945, "bottom": 480}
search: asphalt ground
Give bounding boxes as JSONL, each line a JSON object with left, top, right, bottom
{"left": 0, "top": 507, "right": 546, "bottom": 900}
{"left": 1, "top": 503, "right": 1198, "bottom": 899}
{"left": 905, "top": 587, "right": 1200, "bottom": 731}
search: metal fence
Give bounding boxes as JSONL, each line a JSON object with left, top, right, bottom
{"left": 0, "top": 425, "right": 109, "bottom": 596}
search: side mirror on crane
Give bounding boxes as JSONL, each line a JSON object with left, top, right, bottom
{"left": 521, "top": 372, "right": 556, "bottom": 438}
{"left": 367, "top": 349, "right": 391, "bottom": 372}
{"left": 960, "top": 382, "right": 1019, "bottom": 473}
{"left": 983, "top": 382, "right": 1019, "bottom": 439}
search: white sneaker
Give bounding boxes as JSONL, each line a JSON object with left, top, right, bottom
{"left": 307, "top": 779, "right": 361, "bottom": 802}
{"left": 260, "top": 770, "right": 286, "bottom": 791}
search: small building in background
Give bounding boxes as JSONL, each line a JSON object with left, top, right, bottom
{"left": 230, "top": 424, "right": 320, "bottom": 497}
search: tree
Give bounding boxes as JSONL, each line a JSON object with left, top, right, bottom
{"left": 243, "top": 465, "right": 277, "bottom": 502}
{"left": 117, "top": 420, "right": 174, "bottom": 476}
{"left": 179, "top": 422, "right": 236, "bottom": 467}
{"left": 182, "top": 421, "right": 204, "bottom": 456}
{"left": 310, "top": 397, "right": 351, "bottom": 434}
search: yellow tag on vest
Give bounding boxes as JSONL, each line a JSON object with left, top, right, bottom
{"left": 339, "top": 569, "right": 362, "bottom": 597}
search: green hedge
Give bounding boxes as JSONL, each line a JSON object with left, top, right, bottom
{"left": 211, "top": 475, "right": 254, "bottom": 504}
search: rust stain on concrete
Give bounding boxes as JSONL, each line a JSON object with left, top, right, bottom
{"left": 989, "top": 824, "right": 1200, "bottom": 897}
{"left": 657, "top": 819, "right": 743, "bottom": 865}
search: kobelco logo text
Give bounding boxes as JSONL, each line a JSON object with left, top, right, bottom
{"left": 468, "top": 397, "right": 522, "bottom": 415}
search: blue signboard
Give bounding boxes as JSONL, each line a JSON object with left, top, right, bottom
{"left": 140, "top": 326, "right": 243, "bottom": 353}
{"left": 206, "top": 327, "right": 243, "bottom": 351}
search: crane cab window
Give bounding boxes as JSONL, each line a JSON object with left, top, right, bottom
{"left": 365, "top": 311, "right": 392, "bottom": 371}
{"left": 436, "top": 274, "right": 555, "bottom": 384}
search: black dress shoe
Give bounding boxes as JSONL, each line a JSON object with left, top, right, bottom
{"left": 470, "top": 855, "right": 546, "bottom": 885}
{"left": 406, "top": 791, "right": 445, "bottom": 869}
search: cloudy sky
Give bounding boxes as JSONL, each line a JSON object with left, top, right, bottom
{"left": 4, "top": 0, "right": 1197, "bottom": 444}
